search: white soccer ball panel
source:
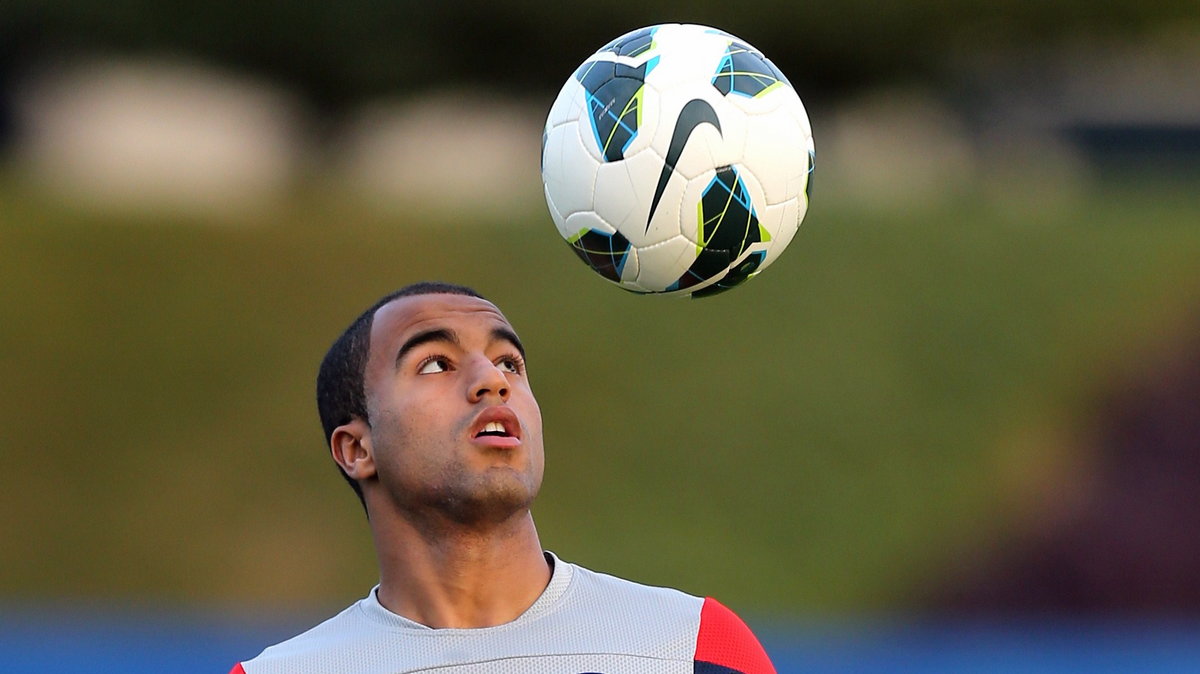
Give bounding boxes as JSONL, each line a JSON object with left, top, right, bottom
{"left": 619, "top": 146, "right": 680, "bottom": 248}
{"left": 632, "top": 234, "right": 693, "bottom": 291}
{"left": 675, "top": 168, "right": 713, "bottom": 248}
{"left": 754, "top": 189, "right": 790, "bottom": 244}
{"left": 645, "top": 26, "right": 728, "bottom": 91}
{"left": 741, "top": 106, "right": 812, "bottom": 206}
{"left": 709, "top": 95, "right": 749, "bottom": 170}
{"left": 543, "top": 183, "right": 565, "bottom": 231}
{"left": 787, "top": 95, "right": 815, "bottom": 143}
{"left": 571, "top": 94, "right": 607, "bottom": 164}
{"left": 617, "top": 246, "right": 640, "bottom": 288}
{"left": 563, "top": 210, "right": 615, "bottom": 237}
{"left": 761, "top": 197, "right": 802, "bottom": 268}
{"left": 543, "top": 120, "right": 598, "bottom": 221}
{"left": 546, "top": 75, "right": 586, "bottom": 127}
{"left": 787, "top": 98, "right": 816, "bottom": 204}
{"left": 591, "top": 159, "right": 641, "bottom": 242}
{"left": 789, "top": 154, "right": 814, "bottom": 211}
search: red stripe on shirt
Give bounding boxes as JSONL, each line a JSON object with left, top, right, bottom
{"left": 693, "top": 597, "right": 776, "bottom": 674}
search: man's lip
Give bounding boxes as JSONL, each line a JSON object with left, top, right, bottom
{"left": 469, "top": 406, "right": 522, "bottom": 442}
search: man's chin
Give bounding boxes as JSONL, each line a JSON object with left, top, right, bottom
{"left": 431, "top": 477, "right": 538, "bottom": 528}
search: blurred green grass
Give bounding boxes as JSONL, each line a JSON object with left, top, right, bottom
{"left": 1, "top": 178, "right": 1198, "bottom": 613}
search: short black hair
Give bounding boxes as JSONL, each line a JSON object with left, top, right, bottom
{"left": 316, "top": 281, "right": 485, "bottom": 507}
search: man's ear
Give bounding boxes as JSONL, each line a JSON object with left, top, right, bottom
{"left": 330, "top": 418, "right": 376, "bottom": 481}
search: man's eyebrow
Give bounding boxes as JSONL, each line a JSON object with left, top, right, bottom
{"left": 395, "top": 328, "right": 459, "bottom": 368}
{"left": 491, "top": 327, "right": 525, "bottom": 358}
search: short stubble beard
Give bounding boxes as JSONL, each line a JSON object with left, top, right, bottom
{"left": 413, "top": 465, "right": 539, "bottom": 531}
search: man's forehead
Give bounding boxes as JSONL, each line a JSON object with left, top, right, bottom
{"left": 370, "top": 293, "right": 513, "bottom": 346}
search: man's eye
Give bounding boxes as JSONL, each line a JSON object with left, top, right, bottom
{"left": 418, "top": 357, "right": 451, "bottom": 374}
{"left": 498, "top": 356, "right": 523, "bottom": 373}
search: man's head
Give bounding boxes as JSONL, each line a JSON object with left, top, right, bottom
{"left": 316, "top": 282, "right": 543, "bottom": 523}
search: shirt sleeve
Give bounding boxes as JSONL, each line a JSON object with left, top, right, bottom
{"left": 692, "top": 597, "right": 776, "bottom": 674}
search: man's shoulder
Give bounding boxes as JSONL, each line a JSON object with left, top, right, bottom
{"left": 548, "top": 557, "right": 704, "bottom": 637}
{"left": 692, "top": 596, "right": 777, "bottom": 674}
{"left": 563, "top": 558, "right": 705, "bottom": 610}
{"left": 563, "top": 560, "right": 775, "bottom": 673}
{"left": 235, "top": 596, "right": 376, "bottom": 673}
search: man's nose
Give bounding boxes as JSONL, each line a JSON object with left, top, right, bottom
{"left": 467, "top": 357, "right": 510, "bottom": 403}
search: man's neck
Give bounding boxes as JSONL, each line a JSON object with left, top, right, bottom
{"left": 370, "top": 510, "right": 552, "bottom": 629}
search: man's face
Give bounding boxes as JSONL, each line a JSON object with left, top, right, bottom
{"left": 360, "top": 293, "right": 544, "bottom": 525}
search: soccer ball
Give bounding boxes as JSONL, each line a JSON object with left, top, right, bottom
{"left": 541, "top": 23, "right": 814, "bottom": 297}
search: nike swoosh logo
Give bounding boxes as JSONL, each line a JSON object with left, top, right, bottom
{"left": 646, "top": 98, "right": 722, "bottom": 233}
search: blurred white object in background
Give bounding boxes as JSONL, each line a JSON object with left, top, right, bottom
{"left": 817, "top": 88, "right": 980, "bottom": 211}
{"left": 333, "top": 92, "right": 542, "bottom": 218}
{"left": 13, "top": 58, "right": 303, "bottom": 217}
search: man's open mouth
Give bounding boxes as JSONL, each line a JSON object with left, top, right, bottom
{"left": 475, "top": 422, "right": 512, "bottom": 438}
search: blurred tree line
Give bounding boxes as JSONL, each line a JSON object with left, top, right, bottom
{"left": 2, "top": 0, "right": 1197, "bottom": 116}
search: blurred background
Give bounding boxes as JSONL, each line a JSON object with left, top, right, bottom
{"left": 2, "top": 1, "right": 1199, "bottom": 672}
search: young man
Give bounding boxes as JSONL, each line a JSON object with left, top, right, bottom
{"left": 230, "top": 282, "right": 776, "bottom": 673}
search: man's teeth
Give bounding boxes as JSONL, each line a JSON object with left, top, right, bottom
{"left": 480, "top": 421, "right": 507, "bottom": 436}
